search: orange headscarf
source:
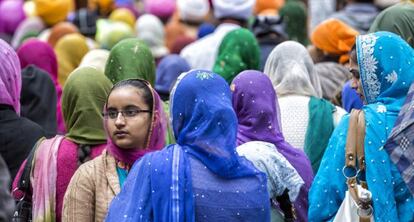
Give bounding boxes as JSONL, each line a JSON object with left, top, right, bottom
{"left": 34, "top": 0, "right": 71, "bottom": 26}
{"left": 47, "top": 22, "right": 79, "bottom": 47}
{"left": 311, "top": 18, "right": 359, "bottom": 64}
{"left": 255, "top": 0, "right": 285, "bottom": 15}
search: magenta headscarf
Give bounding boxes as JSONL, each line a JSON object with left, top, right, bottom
{"left": 17, "top": 39, "right": 65, "bottom": 133}
{"left": 0, "top": 39, "right": 21, "bottom": 114}
{"left": 104, "top": 80, "right": 167, "bottom": 165}
{"left": 0, "top": 0, "right": 26, "bottom": 35}
{"left": 143, "top": 0, "right": 175, "bottom": 22}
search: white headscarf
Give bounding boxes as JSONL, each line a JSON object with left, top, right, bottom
{"left": 213, "top": 0, "right": 255, "bottom": 20}
{"left": 177, "top": 0, "right": 210, "bottom": 23}
{"left": 263, "top": 41, "right": 322, "bottom": 97}
{"left": 79, "top": 49, "right": 110, "bottom": 73}
{"left": 135, "top": 14, "right": 169, "bottom": 58}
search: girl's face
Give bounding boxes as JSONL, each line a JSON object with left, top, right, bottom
{"left": 106, "top": 86, "right": 152, "bottom": 149}
{"left": 349, "top": 57, "right": 365, "bottom": 102}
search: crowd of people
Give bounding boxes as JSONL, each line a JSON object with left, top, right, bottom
{"left": 1, "top": 0, "right": 414, "bottom": 221}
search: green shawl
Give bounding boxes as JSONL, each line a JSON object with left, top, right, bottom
{"left": 213, "top": 28, "right": 260, "bottom": 83}
{"left": 369, "top": 2, "right": 414, "bottom": 47}
{"left": 304, "top": 96, "right": 335, "bottom": 173}
{"left": 62, "top": 66, "right": 112, "bottom": 144}
{"left": 279, "top": 0, "right": 309, "bottom": 46}
{"left": 105, "top": 38, "right": 156, "bottom": 85}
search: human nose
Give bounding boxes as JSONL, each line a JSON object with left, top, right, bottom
{"left": 351, "top": 78, "right": 358, "bottom": 90}
{"left": 114, "top": 112, "right": 126, "bottom": 127}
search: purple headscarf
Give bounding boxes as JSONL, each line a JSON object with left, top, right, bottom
{"left": 0, "top": 0, "right": 26, "bottom": 35}
{"left": 231, "top": 70, "right": 314, "bottom": 222}
{"left": 17, "top": 39, "right": 65, "bottom": 133}
{"left": 104, "top": 80, "right": 167, "bottom": 165}
{"left": 0, "top": 39, "right": 21, "bottom": 114}
{"left": 143, "top": 0, "right": 175, "bottom": 21}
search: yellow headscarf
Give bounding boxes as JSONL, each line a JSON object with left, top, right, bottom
{"left": 55, "top": 33, "right": 89, "bottom": 86}
{"left": 311, "top": 18, "right": 359, "bottom": 64}
{"left": 109, "top": 8, "right": 136, "bottom": 28}
{"left": 34, "top": 0, "right": 71, "bottom": 26}
{"left": 255, "top": 0, "right": 285, "bottom": 15}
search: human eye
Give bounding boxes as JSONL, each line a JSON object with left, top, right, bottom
{"left": 107, "top": 110, "right": 118, "bottom": 119}
{"left": 124, "top": 109, "right": 139, "bottom": 117}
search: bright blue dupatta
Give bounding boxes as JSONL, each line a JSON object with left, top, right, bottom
{"left": 308, "top": 32, "right": 414, "bottom": 221}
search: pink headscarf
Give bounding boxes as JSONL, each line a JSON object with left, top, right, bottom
{"left": 17, "top": 39, "right": 65, "bottom": 133}
{"left": 105, "top": 80, "right": 167, "bottom": 165}
{"left": 0, "top": 39, "right": 21, "bottom": 114}
{"left": 143, "top": 0, "right": 176, "bottom": 22}
{"left": 0, "top": 0, "right": 26, "bottom": 35}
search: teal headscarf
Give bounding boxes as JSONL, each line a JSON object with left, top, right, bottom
{"left": 309, "top": 31, "right": 414, "bottom": 221}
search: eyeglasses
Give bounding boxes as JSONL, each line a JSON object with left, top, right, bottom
{"left": 103, "top": 108, "right": 151, "bottom": 119}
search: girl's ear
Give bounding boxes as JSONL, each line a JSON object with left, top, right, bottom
{"left": 152, "top": 110, "right": 159, "bottom": 123}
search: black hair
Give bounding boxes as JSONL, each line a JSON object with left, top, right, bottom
{"left": 350, "top": 44, "right": 357, "bottom": 63}
{"left": 109, "top": 79, "right": 154, "bottom": 111}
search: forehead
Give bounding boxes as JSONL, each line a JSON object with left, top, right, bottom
{"left": 107, "top": 86, "right": 148, "bottom": 108}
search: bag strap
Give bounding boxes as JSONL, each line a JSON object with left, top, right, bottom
{"left": 17, "top": 138, "right": 45, "bottom": 196}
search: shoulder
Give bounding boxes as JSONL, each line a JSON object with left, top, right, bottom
{"left": 18, "top": 117, "right": 46, "bottom": 138}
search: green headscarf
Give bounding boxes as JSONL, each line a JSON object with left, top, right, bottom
{"left": 279, "top": 0, "right": 309, "bottom": 46}
{"left": 105, "top": 38, "right": 156, "bottom": 85}
{"left": 369, "top": 2, "right": 414, "bottom": 47}
{"left": 62, "top": 66, "right": 112, "bottom": 144}
{"left": 213, "top": 28, "right": 260, "bottom": 83}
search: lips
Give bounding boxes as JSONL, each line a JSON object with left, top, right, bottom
{"left": 114, "top": 130, "right": 128, "bottom": 137}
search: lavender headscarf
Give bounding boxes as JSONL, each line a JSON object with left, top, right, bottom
{"left": 0, "top": 0, "right": 26, "bottom": 35}
{"left": 104, "top": 79, "right": 167, "bottom": 165}
{"left": 0, "top": 39, "right": 21, "bottom": 114}
{"left": 231, "top": 70, "right": 314, "bottom": 221}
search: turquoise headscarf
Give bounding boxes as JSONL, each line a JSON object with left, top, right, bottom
{"left": 309, "top": 31, "right": 414, "bottom": 221}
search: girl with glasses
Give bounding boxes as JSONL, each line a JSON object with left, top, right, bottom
{"left": 62, "top": 79, "right": 166, "bottom": 222}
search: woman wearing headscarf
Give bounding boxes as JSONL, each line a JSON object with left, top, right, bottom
{"left": 17, "top": 39, "right": 65, "bottom": 133}
{"left": 135, "top": 14, "right": 169, "bottom": 65}
{"left": 164, "top": 0, "right": 209, "bottom": 51}
{"left": 109, "top": 8, "right": 135, "bottom": 29}
{"left": 20, "top": 65, "right": 57, "bottom": 138}
{"left": 231, "top": 70, "right": 314, "bottom": 222}
{"left": 155, "top": 54, "right": 191, "bottom": 101}
{"left": 142, "top": 0, "right": 176, "bottom": 23}
{"left": 95, "top": 19, "right": 134, "bottom": 50}
{"left": 34, "top": 0, "right": 71, "bottom": 26}
{"left": 278, "top": 0, "right": 308, "bottom": 45}
{"left": 309, "top": 18, "right": 357, "bottom": 103}
{"left": 13, "top": 66, "right": 112, "bottom": 222}
{"left": 264, "top": 41, "right": 346, "bottom": 173}
{"left": 309, "top": 31, "right": 414, "bottom": 221}
{"left": 0, "top": 39, "right": 45, "bottom": 179}
{"left": 55, "top": 33, "right": 89, "bottom": 86}
{"left": 11, "top": 16, "right": 45, "bottom": 49}
{"left": 0, "top": 0, "right": 26, "bottom": 37}
{"left": 106, "top": 70, "right": 271, "bottom": 221}
{"left": 63, "top": 79, "right": 166, "bottom": 221}
{"left": 47, "top": 22, "right": 79, "bottom": 48}
{"left": 369, "top": 1, "right": 414, "bottom": 48}
{"left": 79, "top": 48, "right": 110, "bottom": 73}
{"left": 213, "top": 28, "right": 260, "bottom": 84}
{"left": 105, "top": 38, "right": 155, "bottom": 85}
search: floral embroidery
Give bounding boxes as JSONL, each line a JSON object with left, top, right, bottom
{"left": 359, "top": 34, "right": 380, "bottom": 103}
{"left": 385, "top": 71, "right": 398, "bottom": 84}
{"left": 196, "top": 71, "right": 214, "bottom": 80}
{"left": 377, "top": 105, "right": 387, "bottom": 113}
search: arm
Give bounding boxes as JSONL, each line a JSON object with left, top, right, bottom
{"left": 62, "top": 162, "right": 96, "bottom": 222}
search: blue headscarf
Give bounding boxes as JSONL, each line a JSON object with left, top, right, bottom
{"left": 197, "top": 23, "right": 215, "bottom": 39}
{"left": 155, "top": 54, "right": 190, "bottom": 97}
{"left": 309, "top": 31, "right": 414, "bottom": 221}
{"left": 106, "top": 70, "right": 270, "bottom": 222}
{"left": 341, "top": 80, "right": 363, "bottom": 112}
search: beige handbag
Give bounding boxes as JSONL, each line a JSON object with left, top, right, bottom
{"left": 333, "top": 110, "right": 374, "bottom": 222}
